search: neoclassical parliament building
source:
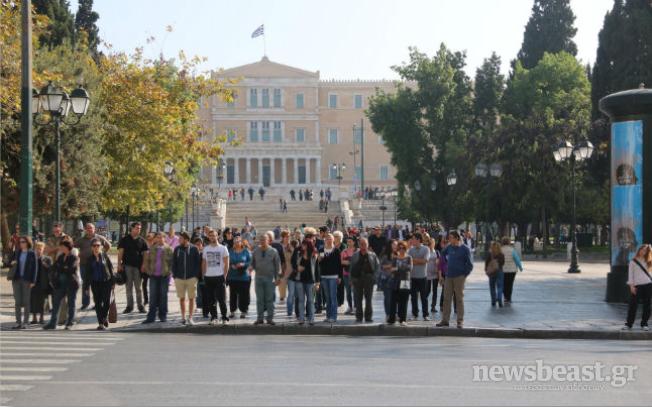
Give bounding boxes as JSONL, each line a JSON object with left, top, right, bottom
{"left": 198, "top": 57, "right": 398, "bottom": 197}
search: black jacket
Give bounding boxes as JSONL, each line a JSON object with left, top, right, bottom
{"left": 12, "top": 250, "right": 38, "bottom": 284}
{"left": 84, "top": 253, "right": 115, "bottom": 283}
{"left": 319, "top": 247, "right": 342, "bottom": 279}
{"left": 172, "top": 244, "right": 201, "bottom": 280}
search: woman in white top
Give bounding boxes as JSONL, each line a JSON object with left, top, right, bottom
{"left": 500, "top": 237, "right": 523, "bottom": 305}
{"left": 624, "top": 244, "right": 652, "bottom": 330}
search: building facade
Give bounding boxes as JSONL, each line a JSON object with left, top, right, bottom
{"left": 198, "top": 56, "right": 398, "bottom": 197}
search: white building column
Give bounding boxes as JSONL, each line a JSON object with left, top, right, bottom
{"left": 234, "top": 158, "right": 240, "bottom": 185}
{"left": 211, "top": 162, "right": 217, "bottom": 185}
{"left": 258, "top": 158, "right": 263, "bottom": 185}
{"left": 294, "top": 158, "right": 299, "bottom": 185}
{"left": 305, "top": 158, "right": 311, "bottom": 185}
{"left": 245, "top": 158, "right": 251, "bottom": 184}
{"left": 315, "top": 157, "right": 321, "bottom": 185}
{"left": 270, "top": 157, "right": 275, "bottom": 185}
{"left": 282, "top": 158, "right": 287, "bottom": 185}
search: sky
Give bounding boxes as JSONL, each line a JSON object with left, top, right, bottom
{"left": 84, "top": 0, "right": 615, "bottom": 79}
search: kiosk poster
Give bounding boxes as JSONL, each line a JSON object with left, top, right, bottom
{"left": 611, "top": 120, "right": 643, "bottom": 266}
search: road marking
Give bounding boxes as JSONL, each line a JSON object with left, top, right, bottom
{"left": 0, "top": 352, "right": 94, "bottom": 357}
{"left": 0, "top": 346, "right": 102, "bottom": 351}
{"left": 0, "top": 367, "right": 67, "bottom": 372}
{"left": 0, "top": 335, "right": 124, "bottom": 341}
{"left": 0, "top": 341, "right": 116, "bottom": 346}
{"left": 0, "top": 384, "right": 33, "bottom": 392}
{"left": 0, "top": 359, "right": 80, "bottom": 364}
{"left": 0, "top": 375, "right": 52, "bottom": 381}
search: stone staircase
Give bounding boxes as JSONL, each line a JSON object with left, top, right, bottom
{"left": 349, "top": 198, "right": 403, "bottom": 227}
{"left": 224, "top": 197, "right": 342, "bottom": 232}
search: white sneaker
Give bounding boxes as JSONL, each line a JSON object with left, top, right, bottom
{"left": 621, "top": 325, "right": 632, "bottom": 330}
{"left": 400, "top": 321, "right": 408, "bottom": 326}
{"left": 209, "top": 318, "right": 217, "bottom": 326}
{"left": 187, "top": 318, "right": 195, "bottom": 326}
{"left": 643, "top": 326, "right": 650, "bottom": 331}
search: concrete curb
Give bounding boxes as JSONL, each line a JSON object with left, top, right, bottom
{"left": 111, "top": 323, "right": 652, "bottom": 340}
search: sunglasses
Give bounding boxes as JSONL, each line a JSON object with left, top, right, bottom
{"left": 19, "top": 240, "right": 27, "bottom": 244}
{"left": 92, "top": 244, "right": 101, "bottom": 247}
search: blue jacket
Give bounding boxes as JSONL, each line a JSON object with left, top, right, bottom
{"left": 172, "top": 244, "right": 201, "bottom": 280}
{"left": 442, "top": 244, "right": 473, "bottom": 278}
{"left": 13, "top": 250, "right": 38, "bottom": 284}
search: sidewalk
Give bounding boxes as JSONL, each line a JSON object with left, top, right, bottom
{"left": 1, "top": 260, "right": 649, "bottom": 340}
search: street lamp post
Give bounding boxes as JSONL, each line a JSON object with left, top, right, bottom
{"left": 553, "top": 139, "right": 595, "bottom": 274}
{"left": 352, "top": 119, "right": 364, "bottom": 196}
{"left": 33, "top": 82, "right": 90, "bottom": 223}
{"left": 19, "top": 0, "right": 33, "bottom": 234}
{"left": 217, "top": 160, "right": 226, "bottom": 196}
{"left": 190, "top": 186, "right": 200, "bottom": 231}
{"left": 475, "top": 162, "right": 503, "bottom": 252}
{"left": 331, "top": 163, "right": 346, "bottom": 199}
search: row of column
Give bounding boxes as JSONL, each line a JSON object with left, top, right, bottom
{"left": 216, "top": 157, "right": 322, "bottom": 185}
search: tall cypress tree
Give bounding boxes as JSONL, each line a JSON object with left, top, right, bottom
{"left": 75, "top": 0, "right": 100, "bottom": 53}
{"left": 517, "top": 0, "right": 578, "bottom": 69}
{"left": 33, "top": 0, "right": 75, "bottom": 49}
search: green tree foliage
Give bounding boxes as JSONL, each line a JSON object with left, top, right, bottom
{"left": 33, "top": 0, "right": 74, "bottom": 49}
{"left": 369, "top": 44, "right": 474, "bottom": 227}
{"left": 517, "top": 0, "right": 578, "bottom": 69}
{"left": 74, "top": 0, "right": 100, "bottom": 54}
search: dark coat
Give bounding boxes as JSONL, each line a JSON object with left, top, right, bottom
{"left": 84, "top": 253, "right": 115, "bottom": 283}
{"left": 12, "top": 250, "right": 38, "bottom": 284}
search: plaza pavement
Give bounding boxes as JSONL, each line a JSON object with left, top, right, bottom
{"left": 1, "top": 259, "right": 649, "bottom": 340}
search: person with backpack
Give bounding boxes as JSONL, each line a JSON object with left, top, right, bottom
{"left": 484, "top": 241, "right": 505, "bottom": 308}
{"left": 500, "top": 237, "right": 523, "bottom": 305}
{"left": 624, "top": 244, "right": 652, "bottom": 331}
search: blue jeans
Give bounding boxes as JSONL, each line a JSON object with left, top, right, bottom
{"left": 47, "top": 285, "right": 78, "bottom": 327}
{"left": 286, "top": 279, "right": 298, "bottom": 316}
{"left": 488, "top": 270, "right": 504, "bottom": 305}
{"left": 383, "top": 286, "right": 393, "bottom": 318}
{"left": 296, "top": 282, "right": 315, "bottom": 323}
{"left": 321, "top": 278, "right": 338, "bottom": 321}
{"left": 147, "top": 276, "right": 170, "bottom": 321}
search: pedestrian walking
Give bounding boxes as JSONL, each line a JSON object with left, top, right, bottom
{"left": 44, "top": 240, "right": 80, "bottom": 330}
{"left": 294, "top": 239, "right": 320, "bottom": 325}
{"left": 284, "top": 238, "right": 300, "bottom": 318}
{"left": 379, "top": 240, "right": 397, "bottom": 322}
{"left": 408, "top": 232, "right": 431, "bottom": 321}
{"left": 10, "top": 236, "right": 38, "bottom": 329}
{"left": 85, "top": 238, "right": 116, "bottom": 329}
{"left": 624, "top": 244, "right": 652, "bottom": 330}
{"left": 75, "top": 223, "right": 111, "bottom": 311}
{"left": 340, "top": 237, "right": 356, "bottom": 315}
{"left": 349, "top": 238, "right": 380, "bottom": 323}
{"left": 202, "top": 229, "right": 230, "bottom": 324}
{"left": 172, "top": 232, "right": 202, "bottom": 325}
{"left": 425, "top": 236, "right": 439, "bottom": 314}
{"left": 319, "top": 233, "right": 342, "bottom": 323}
{"left": 227, "top": 234, "right": 251, "bottom": 320}
{"left": 192, "top": 237, "right": 207, "bottom": 318}
{"left": 500, "top": 237, "right": 523, "bottom": 305}
{"left": 485, "top": 241, "right": 505, "bottom": 308}
{"left": 248, "top": 186, "right": 254, "bottom": 200}
{"left": 436, "top": 231, "right": 473, "bottom": 329}
{"left": 117, "top": 222, "right": 148, "bottom": 314}
{"left": 388, "top": 241, "right": 412, "bottom": 326}
{"left": 250, "top": 234, "right": 281, "bottom": 325}
{"left": 142, "top": 232, "right": 173, "bottom": 324}
{"left": 30, "top": 242, "right": 52, "bottom": 325}
{"left": 259, "top": 186, "right": 265, "bottom": 200}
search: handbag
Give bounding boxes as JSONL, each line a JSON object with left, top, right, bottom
{"left": 6, "top": 263, "right": 16, "bottom": 281}
{"left": 108, "top": 288, "right": 118, "bottom": 323}
{"left": 114, "top": 270, "right": 127, "bottom": 286}
{"left": 486, "top": 259, "right": 499, "bottom": 276}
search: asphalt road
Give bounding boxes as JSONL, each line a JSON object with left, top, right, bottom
{"left": 1, "top": 331, "right": 650, "bottom": 406}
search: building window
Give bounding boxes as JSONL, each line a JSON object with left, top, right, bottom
{"left": 262, "top": 121, "right": 271, "bottom": 142}
{"left": 378, "top": 135, "right": 385, "bottom": 145}
{"left": 226, "top": 164, "right": 235, "bottom": 184}
{"left": 273, "top": 121, "right": 282, "bottom": 142}
{"left": 328, "top": 94, "right": 338, "bottom": 108}
{"left": 262, "top": 88, "right": 270, "bottom": 108}
{"left": 353, "top": 127, "right": 362, "bottom": 145}
{"left": 329, "top": 165, "right": 338, "bottom": 180}
{"left": 354, "top": 166, "right": 362, "bottom": 181}
{"left": 227, "top": 128, "right": 236, "bottom": 143}
{"left": 380, "top": 166, "right": 389, "bottom": 180}
{"left": 354, "top": 94, "right": 363, "bottom": 109}
{"left": 296, "top": 93, "right": 304, "bottom": 109}
{"left": 296, "top": 128, "right": 305, "bottom": 143}
{"left": 249, "top": 122, "right": 258, "bottom": 142}
{"left": 328, "top": 129, "right": 338, "bottom": 144}
{"left": 273, "top": 88, "right": 282, "bottom": 107}
{"left": 249, "top": 88, "right": 258, "bottom": 108}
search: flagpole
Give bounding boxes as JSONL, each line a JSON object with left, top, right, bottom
{"left": 263, "top": 31, "right": 267, "bottom": 56}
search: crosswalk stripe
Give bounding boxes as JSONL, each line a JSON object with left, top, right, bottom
{"left": 0, "top": 375, "right": 52, "bottom": 381}
{"left": 0, "top": 367, "right": 67, "bottom": 372}
{"left": 0, "top": 359, "right": 80, "bottom": 364}
{"left": 0, "top": 341, "right": 116, "bottom": 346}
{"left": 0, "top": 335, "right": 124, "bottom": 341}
{"left": 0, "top": 352, "right": 94, "bottom": 357}
{"left": 0, "top": 384, "right": 33, "bottom": 392}
{"left": 0, "top": 346, "right": 102, "bottom": 351}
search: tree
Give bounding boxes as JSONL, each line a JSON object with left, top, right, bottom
{"left": 33, "top": 0, "right": 75, "bottom": 49}
{"left": 369, "top": 44, "right": 474, "bottom": 227}
{"left": 517, "top": 0, "right": 578, "bottom": 69}
{"left": 74, "top": 0, "right": 100, "bottom": 54}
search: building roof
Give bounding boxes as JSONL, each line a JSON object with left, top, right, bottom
{"left": 214, "top": 56, "right": 320, "bottom": 79}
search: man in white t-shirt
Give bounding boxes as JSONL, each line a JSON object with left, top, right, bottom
{"left": 201, "top": 230, "right": 230, "bottom": 324}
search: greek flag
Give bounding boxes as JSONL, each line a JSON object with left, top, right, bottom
{"left": 251, "top": 24, "right": 264, "bottom": 38}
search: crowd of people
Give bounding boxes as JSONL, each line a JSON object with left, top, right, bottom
{"left": 7, "top": 220, "right": 652, "bottom": 331}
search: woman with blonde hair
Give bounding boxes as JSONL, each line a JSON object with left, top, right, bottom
{"left": 624, "top": 244, "right": 652, "bottom": 330}
{"left": 485, "top": 241, "right": 505, "bottom": 307}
